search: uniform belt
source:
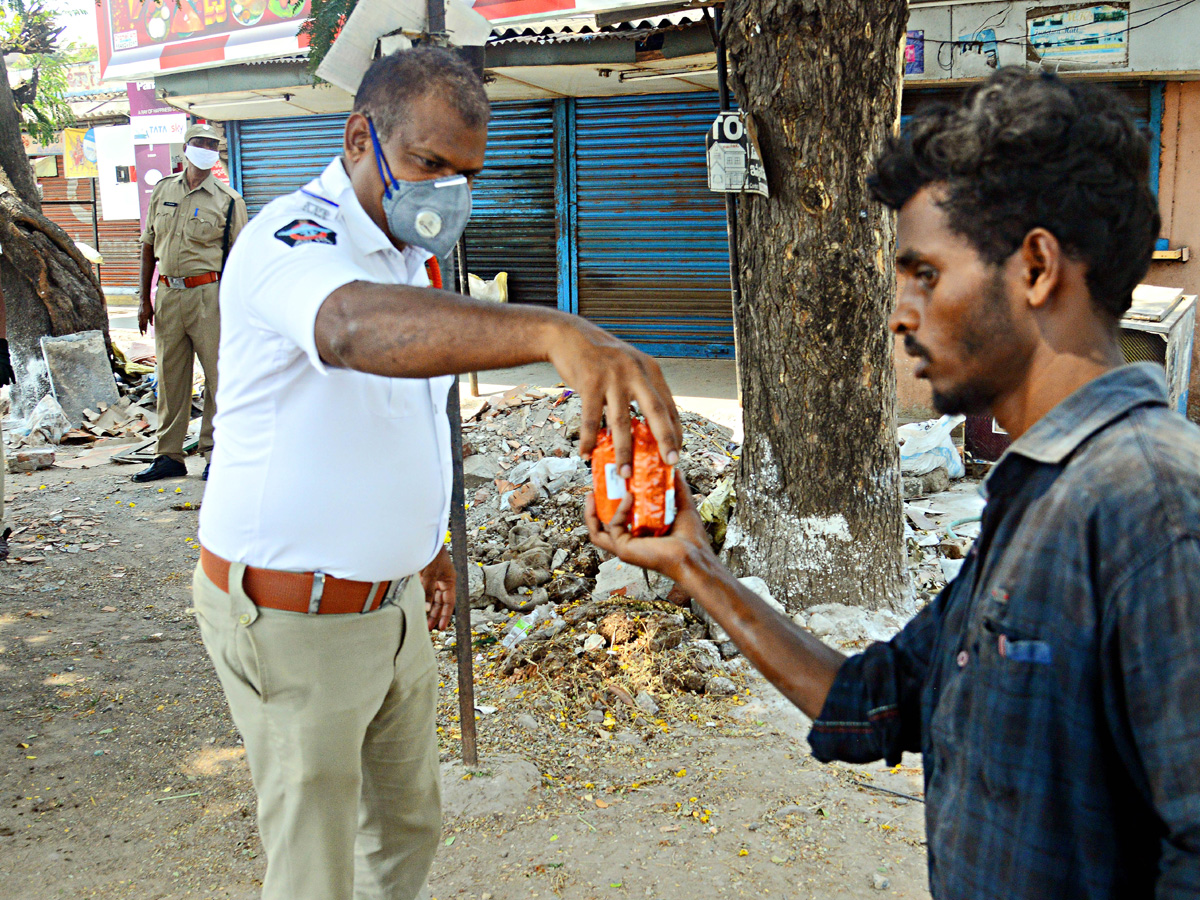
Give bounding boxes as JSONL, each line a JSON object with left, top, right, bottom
{"left": 159, "top": 272, "right": 220, "bottom": 290}
{"left": 200, "top": 546, "right": 395, "bottom": 615}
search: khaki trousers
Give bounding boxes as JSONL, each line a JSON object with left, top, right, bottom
{"left": 193, "top": 563, "right": 441, "bottom": 900}
{"left": 154, "top": 281, "right": 220, "bottom": 462}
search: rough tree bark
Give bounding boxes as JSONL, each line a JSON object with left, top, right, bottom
{"left": 0, "top": 51, "right": 109, "bottom": 416}
{"left": 721, "top": 0, "right": 909, "bottom": 612}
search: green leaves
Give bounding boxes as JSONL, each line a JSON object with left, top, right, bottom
{"left": 299, "top": 0, "right": 359, "bottom": 76}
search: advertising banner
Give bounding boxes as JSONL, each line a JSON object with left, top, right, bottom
{"left": 63, "top": 128, "right": 100, "bottom": 179}
{"left": 99, "top": 0, "right": 312, "bottom": 82}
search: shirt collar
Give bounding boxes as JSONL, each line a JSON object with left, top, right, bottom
{"left": 182, "top": 171, "right": 220, "bottom": 196}
{"left": 313, "top": 157, "right": 432, "bottom": 270}
{"left": 993, "top": 362, "right": 1168, "bottom": 471}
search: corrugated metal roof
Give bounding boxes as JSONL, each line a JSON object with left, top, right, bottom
{"left": 489, "top": 9, "right": 707, "bottom": 43}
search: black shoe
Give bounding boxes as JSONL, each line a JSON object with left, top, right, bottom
{"left": 202, "top": 462, "right": 210, "bottom": 481}
{"left": 132, "top": 456, "right": 187, "bottom": 483}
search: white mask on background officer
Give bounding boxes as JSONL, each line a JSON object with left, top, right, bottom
{"left": 182, "top": 123, "right": 222, "bottom": 171}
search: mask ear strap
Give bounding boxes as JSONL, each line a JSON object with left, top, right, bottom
{"left": 367, "top": 118, "right": 399, "bottom": 195}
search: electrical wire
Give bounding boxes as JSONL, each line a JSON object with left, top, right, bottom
{"left": 916, "top": 0, "right": 1198, "bottom": 52}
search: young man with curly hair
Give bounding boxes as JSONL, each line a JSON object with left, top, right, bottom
{"left": 588, "top": 69, "right": 1200, "bottom": 898}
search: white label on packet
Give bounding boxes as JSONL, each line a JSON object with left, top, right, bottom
{"left": 604, "top": 463, "right": 627, "bottom": 499}
{"left": 664, "top": 467, "right": 677, "bottom": 525}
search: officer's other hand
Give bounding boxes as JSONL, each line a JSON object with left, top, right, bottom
{"left": 584, "top": 471, "right": 712, "bottom": 584}
{"left": 420, "top": 545, "right": 456, "bottom": 632}
{"left": 547, "top": 319, "right": 682, "bottom": 478}
{"left": 0, "top": 338, "right": 16, "bottom": 387}
{"left": 138, "top": 296, "right": 154, "bottom": 335}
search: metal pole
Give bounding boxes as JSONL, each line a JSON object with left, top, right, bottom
{"left": 426, "top": 0, "right": 446, "bottom": 42}
{"left": 429, "top": 0, "right": 480, "bottom": 764}
{"left": 713, "top": 6, "right": 743, "bottom": 404}
{"left": 91, "top": 177, "right": 102, "bottom": 289}
{"left": 449, "top": 238, "right": 478, "bottom": 767}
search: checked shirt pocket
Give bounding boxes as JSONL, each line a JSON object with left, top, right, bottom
{"left": 974, "top": 615, "right": 1060, "bottom": 798}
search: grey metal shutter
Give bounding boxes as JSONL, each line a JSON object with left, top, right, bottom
{"left": 573, "top": 93, "right": 734, "bottom": 357}
{"left": 463, "top": 100, "right": 557, "bottom": 308}
{"left": 231, "top": 114, "right": 348, "bottom": 215}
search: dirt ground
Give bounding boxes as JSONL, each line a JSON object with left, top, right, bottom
{"left": 0, "top": 456, "right": 931, "bottom": 900}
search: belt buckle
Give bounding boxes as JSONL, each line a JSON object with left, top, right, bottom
{"left": 166, "top": 275, "right": 187, "bottom": 289}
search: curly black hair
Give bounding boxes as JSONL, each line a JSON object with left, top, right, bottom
{"left": 870, "top": 68, "right": 1160, "bottom": 320}
{"left": 353, "top": 46, "right": 491, "bottom": 143}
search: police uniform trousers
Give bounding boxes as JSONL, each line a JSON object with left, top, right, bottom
{"left": 193, "top": 562, "right": 441, "bottom": 900}
{"left": 154, "top": 281, "right": 220, "bottom": 463}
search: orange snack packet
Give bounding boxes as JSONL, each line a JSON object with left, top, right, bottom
{"left": 591, "top": 420, "right": 676, "bottom": 537}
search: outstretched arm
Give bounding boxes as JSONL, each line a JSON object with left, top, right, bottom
{"left": 314, "top": 281, "right": 682, "bottom": 474}
{"left": 585, "top": 472, "right": 845, "bottom": 718}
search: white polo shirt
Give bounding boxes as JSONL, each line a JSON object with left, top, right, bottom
{"left": 199, "top": 157, "right": 453, "bottom": 582}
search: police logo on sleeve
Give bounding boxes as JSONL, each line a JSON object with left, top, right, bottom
{"left": 274, "top": 219, "right": 338, "bottom": 247}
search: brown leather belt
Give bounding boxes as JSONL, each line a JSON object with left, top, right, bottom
{"left": 201, "top": 546, "right": 393, "bottom": 615}
{"left": 159, "top": 271, "right": 220, "bottom": 290}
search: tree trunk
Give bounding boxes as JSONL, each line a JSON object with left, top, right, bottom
{"left": 0, "top": 51, "right": 43, "bottom": 212}
{"left": 1, "top": 191, "right": 110, "bottom": 416}
{"left": 722, "top": 0, "right": 909, "bottom": 612}
{"left": 0, "top": 51, "right": 110, "bottom": 417}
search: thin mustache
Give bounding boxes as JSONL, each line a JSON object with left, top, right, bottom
{"left": 904, "top": 335, "right": 930, "bottom": 360}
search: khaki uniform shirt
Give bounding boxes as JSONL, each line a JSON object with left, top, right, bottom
{"left": 140, "top": 171, "right": 248, "bottom": 277}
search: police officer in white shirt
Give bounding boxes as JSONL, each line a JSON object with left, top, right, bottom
{"left": 195, "top": 47, "right": 681, "bottom": 900}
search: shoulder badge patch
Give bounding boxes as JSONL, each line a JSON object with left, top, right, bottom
{"left": 274, "top": 219, "right": 337, "bottom": 247}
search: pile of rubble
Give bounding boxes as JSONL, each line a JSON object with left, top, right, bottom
{"left": 451, "top": 384, "right": 984, "bottom": 698}
{"left": 451, "top": 383, "right": 748, "bottom": 704}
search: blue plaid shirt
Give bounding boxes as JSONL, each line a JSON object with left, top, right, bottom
{"left": 810, "top": 363, "right": 1200, "bottom": 899}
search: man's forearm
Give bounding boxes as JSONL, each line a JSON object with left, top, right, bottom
{"left": 676, "top": 549, "right": 847, "bottom": 719}
{"left": 316, "top": 281, "right": 586, "bottom": 378}
{"left": 139, "top": 244, "right": 156, "bottom": 298}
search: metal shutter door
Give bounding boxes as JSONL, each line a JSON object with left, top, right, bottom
{"left": 463, "top": 100, "right": 557, "bottom": 309}
{"left": 573, "top": 93, "right": 734, "bottom": 357}
{"left": 233, "top": 103, "right": 558, "bottom": 308}
{"left": 40, "top": 174, "right": 143, "bottom": 292}
{"left": 232, "top": 114, "right": 348, "bottom": 215}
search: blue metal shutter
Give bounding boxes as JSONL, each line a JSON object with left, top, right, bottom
{"left": 573, "top": 93, "right": 734, "bottom": 357}
{"left": 231, "top": 114, "right": 349, "bottom": 215}
{"left": 463, "top": 100, "right": 557, "bottom": 308}
{"left": 230, "top": 103, "right": 558, "bottom": 306}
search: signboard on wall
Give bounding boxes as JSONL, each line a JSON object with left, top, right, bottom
{"left": 1027, "top": 3, "right": 1130, "bottom": 69}
{"left": 98, "top": 0, "right": 313, "bottom": 82}
{"left": 63, "top": 128, "right": 99, "bottom": 179}
{"left": 131, "top": 112, "right": 189, "bottom": 145}
{"left": 905, "top": 30, "right": 925, "bottom": 75}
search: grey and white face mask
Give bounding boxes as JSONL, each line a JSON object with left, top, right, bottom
{"left": 369, "top": 118, "right": 472, "bottom": 259}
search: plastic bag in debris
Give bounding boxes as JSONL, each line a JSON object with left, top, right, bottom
{"left": 28, "top": 394, "right": 72, "bottom": 444}
{"left": 698, "top": 475, "right": 736, "bottom": 544}
{"left": 592, "top": 420, "right": 676, "bottom": 536}
{"left": 508, "top": 456, "right": 581, "bottom": 496}
{"left": 500, "top": 604, "right": 558, "bottom": 650}
{"left": 468, "top": 271, "right": 508, "bottom": 303}
{"left": 898, "top": 414, "right": 965, "bottom": 479}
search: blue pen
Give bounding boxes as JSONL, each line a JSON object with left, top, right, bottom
{"left": 193, "top": 208, "right": 198, "bottom": 217}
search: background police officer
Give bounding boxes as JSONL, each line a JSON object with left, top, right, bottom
{"left": 135, "top": 122, "right": 247, "bottom": 482}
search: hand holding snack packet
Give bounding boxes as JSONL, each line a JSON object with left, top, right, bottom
{"left": 591, "top": 419, "right": 676, "bottom": 536}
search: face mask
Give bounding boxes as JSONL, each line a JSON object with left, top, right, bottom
{"left": 369, "top": 119, "right": 471, "bottom": 258}
{"left": 185, "top": 145, "right": 220, "bottom": 170}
